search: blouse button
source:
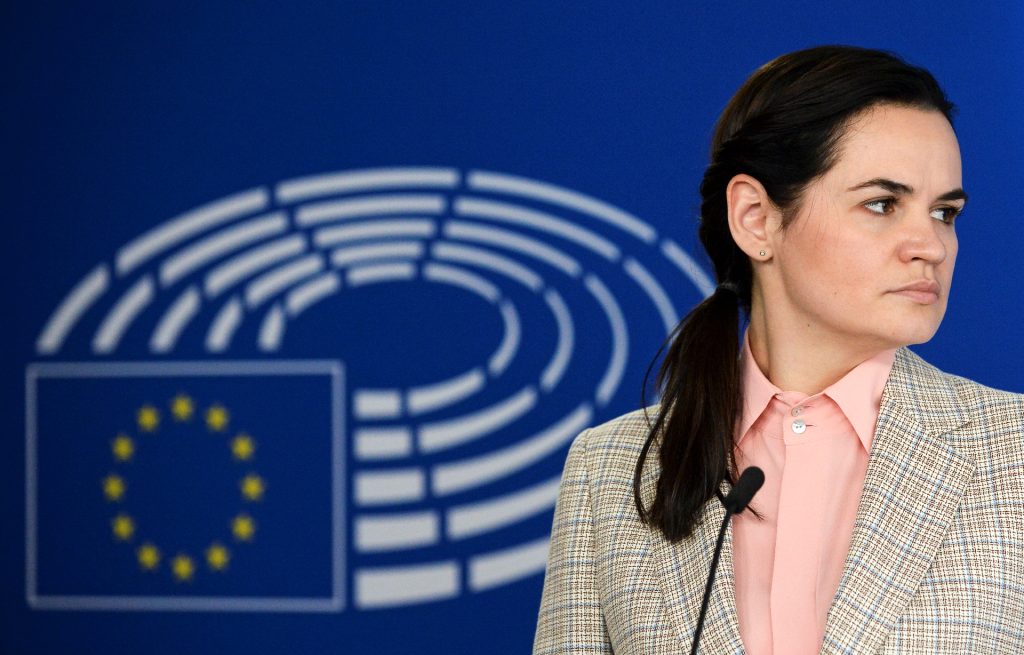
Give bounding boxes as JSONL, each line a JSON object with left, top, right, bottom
{"left": 791, "top": 419, "right": 806, "bottom": 434}
{"left": 791, "top": 406, "right": 803, "bottom": 416}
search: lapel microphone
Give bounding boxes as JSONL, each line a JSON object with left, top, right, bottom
{"left": 690, "top": 466, "right": 765, "bottom": 655}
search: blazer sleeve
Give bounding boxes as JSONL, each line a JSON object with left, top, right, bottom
{"left": 533, "top": 429, "right": 613, "bottom": 654}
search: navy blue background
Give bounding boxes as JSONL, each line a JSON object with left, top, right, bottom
{"left": 4, "top": 2, "right": 1023, "bottom": 653}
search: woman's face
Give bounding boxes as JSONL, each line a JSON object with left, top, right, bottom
{"left": 764, "top": 104, "right": 964, "bottom": 351}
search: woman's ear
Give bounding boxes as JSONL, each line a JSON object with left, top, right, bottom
{"left": 726, "top": 174, "right": 776, "bottom": 260}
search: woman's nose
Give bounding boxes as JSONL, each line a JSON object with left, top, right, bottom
{"left": 898, "top": 213, "right": 949, "bottom": 264}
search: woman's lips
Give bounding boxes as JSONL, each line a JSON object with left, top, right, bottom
{"left": 891, "top": 289, "right": 940, "bottom": 304}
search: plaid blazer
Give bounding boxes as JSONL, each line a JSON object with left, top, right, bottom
{"left": 534, "top": 347, "right": 1024, "bottom": 654}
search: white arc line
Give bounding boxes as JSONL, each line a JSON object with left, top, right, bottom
{"left": 355, "top": 562, "right": 459, "bottom": 609}
{"left": 623, "top": 256, "right": 678, "bottom": 334}
{"left": 206, "top": 296, "right": 243, "bottom": 352}
{"left": 276, "top": 167, "right": 458, "bottom": 203}
{"left": 467, "top": 170, "right": 656, "bottom": 243}
{"left": 258, "top": 303, "right": 286, "bottom": 352}
{"left": 454, "top": 196, "right": 620, "bottom": 261}
{"left": 432, "top": 402, "right": 592, "bottom": 495}
{"left": 92, "top": 276, "right": 154, "bottom": 354}
{"left": 447, "top": 475, "right": 562, "bottom": 539}
{"left": 205, "top": 235, "right": 307, "bottom": 298}
{"left": 117, "top": 188, "right": 268, "bottom": 275}
{"left": 488, "top": 300, "right": 520, "bottom": 377}
{"left": 584, "top": 274, "right": 628, "bottom": 406}
{"left": 314, "top": 219, "right": 436, "bottom": 248}
{"left": 431, "top": 241, "right": 543, "bottom": 292}
{"left": 661, "top": 238, "right": 715, "bottom": 297}
{"left": 36, "top": 264, "right": 108, "bottom": 354}
{"left": 150, "top": 286, "right": 201, "bottom": 353}
{"left": 468, "top": 537, "right": 550, "bottom": 592}
{"left": 417, "top": 386, "right": 537, "bottom": 453}
{"left": 159, "top": 212, "right": 288, "bottom": 287}
{"left": 540, "top": 288, "right": 573, "bottom": 392}
{"left": 445, "top": 221, "right": 580, "bottom": 278}
{"left": 295, "top": 194, "right": 446, "bottom": 227}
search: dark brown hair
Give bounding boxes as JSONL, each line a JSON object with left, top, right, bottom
{"left": 634, "top": 45, "right": 955, "bottom": 542}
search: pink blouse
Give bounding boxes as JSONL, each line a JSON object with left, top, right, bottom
{"left": 731, "top": 331, "right": 896, "bottom": 654}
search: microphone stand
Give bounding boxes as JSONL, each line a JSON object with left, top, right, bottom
{"left": 689, "top": 467, "right": 764, "bottom": 655}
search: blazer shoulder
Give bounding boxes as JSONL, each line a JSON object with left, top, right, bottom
{"left": 571, "top": 405, "right": 659, "bottom": 477}
{"left": 903, "top": 349, "right": 1024, "bottom": 456}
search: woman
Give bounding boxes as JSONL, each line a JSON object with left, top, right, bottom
{"left": 534, "top": 45, "right": 1023, "bottom": 654}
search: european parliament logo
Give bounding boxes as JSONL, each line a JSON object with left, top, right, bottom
{"left": 27, "top": 167, "right": 710, "bottom": 613}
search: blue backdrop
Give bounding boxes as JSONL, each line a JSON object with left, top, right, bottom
{"left": 4, "top": 3, "right": 1023, "bottom": 654}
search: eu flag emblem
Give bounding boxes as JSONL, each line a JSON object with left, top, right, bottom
{"left": 26, "top": 361, "right": 344, "bottom": 612}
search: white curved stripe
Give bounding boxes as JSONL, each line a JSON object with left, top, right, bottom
{"left": 36, "top": 264, "right": 108, "bottom": 354}
{"left": 117, "top": 188, "right": 268, "bottom": 275}
{"left": 585, "top": 274, "right": 628, "bottom": 406}
{"left": 245, "top": 255, "right": 324, "bottom": 309}
{"left": 296, "top": 194, "right": 446, "bottom": 227}
{"left": 92, "top": 276, "right": 154, "bottom": 354}
{"left": 432, "top": 402, "right": 592, "bottom": 495}
{"left": 540, "top": 289, "right": 573, "bottom": 392}
{"left": 355, "top": 469, "right": 424, "bottom": 505}
{"left": 448, "top": 475, "right": 561, "bottom": 539}
{"left": 355, "top": 512, "right": 439, "bottom": 552}
{"left": 407, "top": 367, "right": 485, "bottom": 416}
{"left": 468, "top": 170, "right": 656, "bottom": 243}
{"left": 258, "top": 303, "right": 285, "bottom": 352}
{"left": 661, "top": 238, "right": 715, "bottom": 297}
{"left": 355, "top": 427, "right": 413, "bottom": 460}
{"left": 431, "top": 241, "right": 543, "bottom": 292}
{"left": 150, "top": 286, "right": 200, "bottom": 353}
{"left": 624, "top": 256, "right": 678, "bottom": 334}
{"left": 488, "top": 300, "right": 520, "bottom": 377}
{"left": 355, "top": 562, "right": 459, "bottom": 609}
{"left": 455, "top": 197, "right": 620, "bottom": 261}
{"left": 444, "top": 221, "right": 580, "bottom": 277}
{"left": 354, "top": 390, "right": 402, "bottom": 419}
{"left": 159, "top": 212, "right": 288, "bottom": 287}
{"left": 205, "top": 296, "right": 243, "bottom": 352}
{"left": 330, "top": 241, "right": 424, "bottom": 268}
{"left": 468, "top": 537, "right": 550, "bottom": 591}
{"left": 418, "top": 386, "right": 537, "bottom": 453}
{"left": 314, "top": 218, "right": 436, "bottom": 248}
{"left": 285, "top": 272, "right": 340, "bottom": 318}
{"left": 422, "top": 262, "right": 499, "bottom": 303}
{"left": 276, "top": 167, "right": 458, "bottom": 203}
{"left": 205, "top": 235, "right": 307, "bottom": 298}
{"left": 346, "top": 262, "right": 417, "bottom": 287}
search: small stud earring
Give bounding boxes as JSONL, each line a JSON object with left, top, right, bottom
{"left": 758, "top": 250, "right": 766, "bottom": 257}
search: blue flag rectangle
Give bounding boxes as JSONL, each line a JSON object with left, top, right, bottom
{"left": 26, "top": 360, "right": 344, "bottom": 612}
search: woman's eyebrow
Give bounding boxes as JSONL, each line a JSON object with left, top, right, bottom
{"left": 847, "top": 177, "right": 968, "bottom": 203}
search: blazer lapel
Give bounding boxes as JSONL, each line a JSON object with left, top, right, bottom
{"left": 820, "top": 347, "right": 976, "bottom": 653}
{"left": 648, "top": 472, "right": 745, "bottom": 654}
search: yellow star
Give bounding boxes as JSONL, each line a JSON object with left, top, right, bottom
{"left": 111, "top": 513, "right": 135, "bottom": 541}
{"left": 171, "top": 553, "right": 195, "bottom": 582}
{"left": 102, "top": 474, "right": 126, "bottom": 501}
{"left": 137, "top": 543, "right": 160, "bottom": 570}
{"left": 240, "top": 473, "right": 265, "bottom": 501}
{"left": 231, "top": 434, "right": 256, "bottom": 460}
{"left": 137, "top": 404, "right": 160, "bottom": 432}
{"left": 170, "top": 393, "right": 194, "bottom": 421}
{"left": 111, "top": 433, "right": 134, "bottom": 461}
{"left": 232, "top": 513, "right": 257, "bottom": 541}
{"left": 206, "top": 404, "right": 229, "bottom": 432}
{"left": 206, "top": 542, "right": 231, "bottom": 571}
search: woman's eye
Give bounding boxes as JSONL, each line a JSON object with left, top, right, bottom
{"left": 931, "top": 206, "right": 962, "bottom": 225}
{"left": 864, "top": 198, "right": 895, "bottom": 214}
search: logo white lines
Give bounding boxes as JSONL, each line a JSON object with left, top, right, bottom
{"left": 34, "top": 166, "right": 712, "bottom": 610}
